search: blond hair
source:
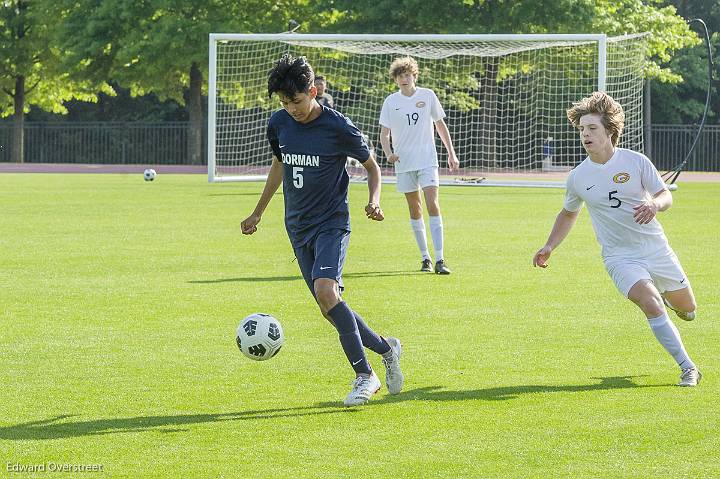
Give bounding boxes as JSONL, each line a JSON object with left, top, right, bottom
{"left": 566, "top": 91, "right": 625, "bottom": 146}
{"left": 389, "top": 56, "right": 419, "bottom": 79}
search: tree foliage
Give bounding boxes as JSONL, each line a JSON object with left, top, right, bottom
{"left": 591, "top": 0, "right": 699, "bottom": 83}
{"left": 51, "top": 0, "right": 310, "bottom": 163}
{"left": 0, "top": 0, "right": 113, "bottom": 162}
{"left": 651, "top": 0, "right": 720, "bottom": 124}
{"left": 0, "top": 1, "right": 112, "bottom": 117}
{"left": 311, "top": 0, "right": 596, "bottom": 35}
{"left": 313, "top": 0, "right": 698, "bottom": 83}
{"left": 3, "top": 0, "right": 713, "bottom": 164}
{"left": 57, "top": 0, "right": 293, "bottom": 102}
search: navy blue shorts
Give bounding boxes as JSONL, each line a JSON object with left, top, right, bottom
{"left": 294, "top": 228, "right": 350, "bottom": 297}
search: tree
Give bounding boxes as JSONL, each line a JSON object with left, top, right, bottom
{"left": 318, "top": 0, "right": 698, "bottom": 80}
{"left": 311, "top": 0, "right": 596, "bottom": 35}
{"left": 590, "top": 0, "right": 699, "bottom": 84}
{"left": 0, "top": 1, "right": 112, "bottom": 163}
{"left": 311, "top": 0, "right": 697, "bottom": 164}
{"left": 56, "top": 0, "right": 305, "bottom": 165}
{"left": 651, "top": 0, "right": 720, "bottom": 123}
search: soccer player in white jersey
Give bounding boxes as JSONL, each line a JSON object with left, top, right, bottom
{"left": 533, "top": 91, "right": 701, "bottom": 387}
{"left": 379, "top": 56, "right": 460, "bottom": 274}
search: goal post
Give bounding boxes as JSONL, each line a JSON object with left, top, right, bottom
{"left": 208, "top": 33, "right": 647, "bottom": 185}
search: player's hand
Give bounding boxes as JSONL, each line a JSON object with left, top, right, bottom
{"left": 448, "top": 153, "right": 460, "bottom": 172}
{"left": 533, "top": 245, "right": 553, "bottom": 268}
{"left": 241, "top": 214, "right": 261, "bottom": 235}
{"left": 387, "top": 153, "right": 399, "bottom": 164}
{"left": 633, "top": 200, "right": 659, "bottom": 224}
{"left": 365, "top": 202, "right": 384, "bottom": 221}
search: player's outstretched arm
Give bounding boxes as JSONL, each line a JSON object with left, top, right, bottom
{"left": 362, "top": 152, "right": 384, "bottom": 221}
{"left": 533, "top": 208, "right": 579, "bottom": 268}
{"left": 434, "top": 119, "right": 459, "bottom": 172}
{"left": 241, "top": 158, "right": 283, "bottom": 235}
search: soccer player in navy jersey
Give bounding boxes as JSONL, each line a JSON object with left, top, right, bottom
{"left": 241, "top": 54, "right": 404, "bottom": 406}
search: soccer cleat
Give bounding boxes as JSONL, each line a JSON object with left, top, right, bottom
{"left": 420, "top": 258, "right": 433, "bottom": 272}
{"left": 663, "top": 297, "right": 696, "bottom": 321}
{"left": 343, "top": 371, "right": 381, "bottom": 406}
{"left": 435, "top": 259, "right": 451, "bottom": 275}
{"left": 678, "top": 368, "right": 702, "bottom": 387}
{"left": 382, "top": 337, "right": 404, "bottom": 395}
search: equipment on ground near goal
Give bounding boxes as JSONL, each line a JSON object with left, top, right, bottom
{"left": 208, "top": 33, "right": 648, "bottom": 187}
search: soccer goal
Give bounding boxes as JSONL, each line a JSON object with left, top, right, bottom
{"left": 208, "top": 33, "right": 648, "bottom": 186}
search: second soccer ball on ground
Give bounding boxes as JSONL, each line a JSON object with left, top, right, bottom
{"left": 143, "top": 169, "right": 157, "bottom": 181}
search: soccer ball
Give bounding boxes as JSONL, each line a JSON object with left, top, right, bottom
{"left": 236, "top": 313, "right": 284, "bottom": 361}
{"left": 143, "top": 168, "right": 157, "bottom": 181}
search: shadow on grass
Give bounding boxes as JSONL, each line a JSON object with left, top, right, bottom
{"left": 345, "top": 270, "right": 420, "bottom": 278}
{"left": 2, "top": 377, "right": 665, "bottom": 440}
{"left": 207, "top": 192, "right": 267, "bottom": 197}
{"left": 317, "top": 375, "right": 667, "bottom": 407}
{"left": 188, "top": 275, "right": 304, "bottom": 284}
{"left": 0, "top": 407, "right": 357, "bottom": 441}
{"left": 188, "top": 270, "right": 417, "bottom": 284}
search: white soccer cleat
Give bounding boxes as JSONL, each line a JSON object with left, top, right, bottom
{"left": 382, "top": 337, "right": 404, "bottom": 395}
{"left": 678, "top": 368, "right": 702, "bottom": 387}
{"left": 343, "top": 371, "right": 381, "bottom": 406}
{"left": 663, "top": 297, "right": 696, "bottom": 321}
{"left": 676, "top": 310, "right": 696, "bottom": 321}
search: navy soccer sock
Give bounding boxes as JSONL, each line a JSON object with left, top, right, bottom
{"left": 353, "top": 310, "right": 391, "bottom": 355}
{"left": 328, "top": 302, "right": 372, "bottom": 375}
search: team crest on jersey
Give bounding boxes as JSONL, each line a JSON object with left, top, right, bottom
{"left": 613, "top": 172, "right": 630, "bottom": 183}
{"left": 415, "top": 101, "right": 426, "bottom": 108}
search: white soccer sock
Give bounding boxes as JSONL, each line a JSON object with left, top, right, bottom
{"left": 410, "top": 218, "right": 431, "bottom": 260}
{"left": 648, "top": 312, "right": 695, "bottom": 370}
{"left": 429, "top": 215, "right": 444, "bottom": 261}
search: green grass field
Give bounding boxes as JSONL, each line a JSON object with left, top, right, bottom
{"left": 1, "top": 173, "right": 718, "bottom": 478}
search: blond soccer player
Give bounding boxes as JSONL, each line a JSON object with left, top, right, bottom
{"left": 533, "top": 91, "right": 701, "bottom": 387}
{"left": 379, "top": 56, "right": 459, "bottom": 274}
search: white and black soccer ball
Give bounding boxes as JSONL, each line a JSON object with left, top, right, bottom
{"left": 143, "top": 168, "right": 157, "bottom": 181}
{"left": 236, "top": 313, "right": 284, "bottom": 361}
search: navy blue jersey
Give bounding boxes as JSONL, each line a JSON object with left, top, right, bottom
{"left": 267, "top": 106, "right": 371, "bottom": 248}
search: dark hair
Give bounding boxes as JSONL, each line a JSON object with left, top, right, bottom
{"left": 268, "top": 54, "right": 315, "bottom": 99}
{"left": 314, "top": 75, "right": 326, "bottom": 82}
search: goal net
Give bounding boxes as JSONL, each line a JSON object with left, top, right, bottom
{"left": 208, "top": 33, "right": 647, "bottom": 185}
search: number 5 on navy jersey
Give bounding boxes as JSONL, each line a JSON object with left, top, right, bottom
{"left": 293, "top": 167, "right": 304, "bottom": 188}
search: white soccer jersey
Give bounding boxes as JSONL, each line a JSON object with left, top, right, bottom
{"left": 379, "top": 87, "right": 445, "bottom": 173}
{"left": 564, "top": 148, "right": 670, "bottom": 258}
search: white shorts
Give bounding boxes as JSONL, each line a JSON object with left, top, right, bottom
{"left": 604, "top": 248, "right": 690, "bottom": 297}
{"left": 396, "top": 166, "right": 439, "bottom": 193}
